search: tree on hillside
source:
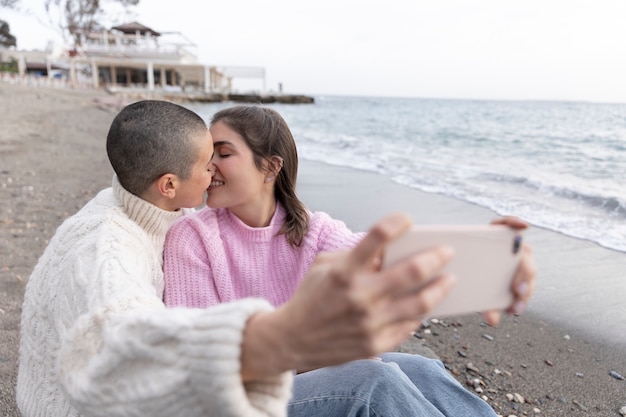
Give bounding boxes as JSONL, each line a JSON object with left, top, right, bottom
{"left": 44, "top": 0, "right": 140, "bottom": 46}
{"left": 0, "top": 20, "right": 17, "bottom": 47}
{"left": 0, "top": 0, "right": 18, "bottom": 48}
{"left": 0, "top": 0, "right": 19, "bottom": 8}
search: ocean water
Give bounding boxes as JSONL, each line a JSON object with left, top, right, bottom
{"left": 190, "top": 96, "right": 626, "bottom": 253}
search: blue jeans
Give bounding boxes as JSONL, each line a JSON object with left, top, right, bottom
{"left": 288, "top": 352, "right": 497, "bottom": 417}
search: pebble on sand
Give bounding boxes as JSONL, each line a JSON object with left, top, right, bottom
{"left": 609, "top": 370, "right": 624, "bottom": 381}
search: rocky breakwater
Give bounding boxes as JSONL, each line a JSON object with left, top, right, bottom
{"left": 110, "top": 89, "right": 315, "bottom": 104}
{"left": 228, "top": 93, "right": 314, "bottom": 104}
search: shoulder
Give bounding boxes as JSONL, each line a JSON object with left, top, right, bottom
{"left": 46, "top": 195, "right": 149, "bottom": 268}
{"left": 170, "top": 207, "right": 219, "bottom": 231}
{"left": 59, "top": 188, "right": 132, "bottom": 236}
{"left": 306, "top": 210, "right": 365, "bottom": 250}
{"left": 309, "top": 210, "right": 350, "bottom": 231}
{"left": 166, "top": 207, "right": 225, "bottom": 246}
{"left": 306, "top": 210, "right": 353, "bottom": 240}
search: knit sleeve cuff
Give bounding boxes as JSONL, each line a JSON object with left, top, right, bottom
{"left": 178, "top": 298, "right": 293, "bottom": 416}
{"left": 59, "top": 298, "right": 292, "bottom": 417}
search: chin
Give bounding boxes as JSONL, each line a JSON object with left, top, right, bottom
{"left": 205, "top": 196, "right": 219, "bottom": 208}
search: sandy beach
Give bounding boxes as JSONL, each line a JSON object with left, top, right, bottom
{"left": 1, "top": 82, "right": 625, "bottom": 416}
{"left": 298, "top": 159, "right": 626, "bottom": 416}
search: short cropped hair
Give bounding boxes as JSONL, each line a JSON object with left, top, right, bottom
{"left": 106, "top": 100, "right": 208, "bottom": 196}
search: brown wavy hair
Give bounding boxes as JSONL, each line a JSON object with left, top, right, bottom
{"left": 210, "top": 105, "right": 310, "bottom": 246}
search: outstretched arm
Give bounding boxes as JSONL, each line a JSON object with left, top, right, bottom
{"left": 240, "top": 212, "right": 457, "bottom": 379}
{"left": 57, "top": 227, "right": 291, "bottom": 417}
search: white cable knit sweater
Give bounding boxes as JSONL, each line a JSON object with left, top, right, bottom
{"left": 17, "top": 177, "right": 292, "bottom": 417}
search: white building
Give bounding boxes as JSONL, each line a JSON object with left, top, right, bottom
{"left": 2, "top": 21, "right": 266, "bottom": 96}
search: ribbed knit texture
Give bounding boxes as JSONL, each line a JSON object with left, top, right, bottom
{"left": 17, "top": 176, "right": 292, "bottom": 417}
{"left": 163, "top": 204, "right": 365, "bottom": 308}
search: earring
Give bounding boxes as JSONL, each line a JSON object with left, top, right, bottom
{"left": 265, "top": 176, "right": 275, "bottom": 183}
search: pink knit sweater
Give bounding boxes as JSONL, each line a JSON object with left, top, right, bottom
{"left": 163, "top": 204, "right": 364, "bottom": 308}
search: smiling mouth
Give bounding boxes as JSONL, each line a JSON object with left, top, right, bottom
{"left": 209, "top": 180, "right": 225, "bottom": 189}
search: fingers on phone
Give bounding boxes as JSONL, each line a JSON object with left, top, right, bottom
{"left": 390, "top": 272, "right": 457, "bottom": 319}
{"left": 383, "top": 245, "right": 455, "bottom": 295}
{"left": 350, "top": 213, "right": 412, "bottom": 266}
{"left": 509, "top": 243, "right": 536, "bottom": 315}
{"left": 491, "top": 216, "right": 529, "bottom": 230}
{"left": 483, "top": 310, "right": 501, "bottom": 326}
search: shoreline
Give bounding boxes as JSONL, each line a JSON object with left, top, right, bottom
{"left": 296, "top": 160, "right": 626, "bottom": 415}
{"left": 1, "top": 83, "right": 625, "bottom": 416}
{"left": 297, "top": 158, "right": 626, "bottom": 351}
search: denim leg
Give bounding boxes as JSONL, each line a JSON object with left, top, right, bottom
{"left": 380, "top": 352, "right": 498, "bottom": 417}
{"left": 289, "top": 358, "right": 446, "bottom": 417}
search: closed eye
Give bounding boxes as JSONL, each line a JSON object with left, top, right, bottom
{"left": 214, "top": 141, "right": 235, "bottom": 159}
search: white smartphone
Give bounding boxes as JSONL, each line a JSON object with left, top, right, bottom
{"left": 382, "top": 224, "right": 523, "bottom": 318}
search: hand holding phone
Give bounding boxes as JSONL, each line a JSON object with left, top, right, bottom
{"left": 382, "top": 225, "right": 523, "bottom": 318}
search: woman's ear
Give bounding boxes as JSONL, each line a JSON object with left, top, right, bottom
{"left": 265, "top": 156, "right": 284, "bottom": 183}
{"left": 270, "top": 155, "right": 284, "bottom": 174}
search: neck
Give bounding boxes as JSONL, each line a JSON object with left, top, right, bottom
{"left": 140, "top": 188, "right": 178, "bottom": 211}
{"left": 230, "top": 198, "right": 277, "bottom": 228}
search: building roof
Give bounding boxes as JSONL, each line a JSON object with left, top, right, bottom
{"left": 111, "top": 22, "right": 161, "bottom": 37}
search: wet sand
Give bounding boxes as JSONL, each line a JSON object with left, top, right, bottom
{"left": 297, "top": 159, "right": 626, "bottom": 348}
{"left": 297, "top": 159, "right": 626, "bottom": 416}
{"left": 1, "top": 81, "right": 625, "bottom": 416}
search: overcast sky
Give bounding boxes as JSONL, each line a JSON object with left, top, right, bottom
{"left": 5, "top": 0, "right": 626, "bottom": 103}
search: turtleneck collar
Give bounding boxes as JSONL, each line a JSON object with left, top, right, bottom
{"left": 112, "top": 176, "right": 185, "bottom": 247}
